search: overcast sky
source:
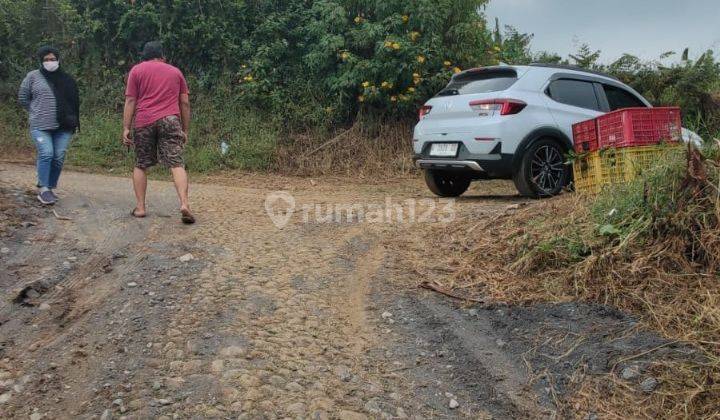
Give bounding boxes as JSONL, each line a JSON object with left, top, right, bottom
{"left": 483, "top": 0, "right": 720, "bottom": 63}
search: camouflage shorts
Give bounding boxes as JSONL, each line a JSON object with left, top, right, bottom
{"left": 134, "top": 115, "right": 185, "bottom": 169}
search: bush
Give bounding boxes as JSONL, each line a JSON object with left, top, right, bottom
{"left": 1, "top": 0, "right": 509, "bottom": 172}
{"left": 0, "top": 0, "right": 499, "bottom": 127}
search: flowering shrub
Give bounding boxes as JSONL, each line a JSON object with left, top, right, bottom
{"left": 231, "top": 0, "right": 497, "bottom": 125}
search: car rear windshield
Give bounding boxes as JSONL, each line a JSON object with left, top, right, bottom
{"left": 436, "top": 69, "right": 518, "bottom": 97}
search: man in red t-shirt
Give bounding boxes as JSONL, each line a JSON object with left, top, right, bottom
{"left": 122, "top": 41, "right": 194, "bottom": 224}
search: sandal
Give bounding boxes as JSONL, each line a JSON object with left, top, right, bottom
{"left": 180, "top": 209, "right": 196, "bottom": 224}
{"left": 131, "top": 208, "right": 146, "bottom": 218}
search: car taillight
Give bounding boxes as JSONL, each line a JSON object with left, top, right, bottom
{"left": 469, "top": 99, "right": 526, "bottom": 116}
{"left": 418, "top": 105, "right": 432, "bottom": 121}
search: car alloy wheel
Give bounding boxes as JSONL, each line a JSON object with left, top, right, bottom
{"left": 530, "top": 144, "right": 565, "bottom": 195}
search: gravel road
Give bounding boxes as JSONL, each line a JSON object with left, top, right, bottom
{"left": 0, "top": 164, "right": 678, "bottom": 419}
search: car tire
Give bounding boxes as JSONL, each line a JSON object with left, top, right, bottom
{"left": 512, "top": 138, "right": 570, "bottom": 198}
{"left": 424, "top": 170, "right": 471, "bottom": 197}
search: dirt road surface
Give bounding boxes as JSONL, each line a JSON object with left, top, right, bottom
{"left": 0, "top": 164, "right": 672, "bottom": 419}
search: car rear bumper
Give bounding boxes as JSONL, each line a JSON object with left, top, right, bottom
{"left": 415, "top": 159, "right": 484, "bottom": 171}
{"left": 413, "top": 142, "right": 515, "bottom": 179}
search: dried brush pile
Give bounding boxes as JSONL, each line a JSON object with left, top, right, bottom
{"left": 272, "top": 118, "right": 416, "bottom": 178}
{"left": 426, "top": 143, "right": 720, "bottom": 418}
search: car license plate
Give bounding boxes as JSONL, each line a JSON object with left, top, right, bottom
{"left": 429, "top": 143, "right": 458, "bottom": 157}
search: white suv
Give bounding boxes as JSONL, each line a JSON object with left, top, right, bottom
{"left": 413, "top": 64, "right": 655, "bottom": 198}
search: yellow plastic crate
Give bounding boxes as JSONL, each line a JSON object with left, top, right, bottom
{"left": 573, "top": 145, "right": 683, "bottom": 195}
{"left": 572, "top": 151, "right": 602, "bottom": 195}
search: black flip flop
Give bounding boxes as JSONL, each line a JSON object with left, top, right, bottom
{"left": 180, "top": 209, "right": 196, "bottom": 224}
{"left": 131, "top": 208, "right": 146, "bottom": 218}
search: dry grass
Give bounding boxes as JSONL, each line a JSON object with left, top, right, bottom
{"left": 417, "top": 145, "right": 720, "bottom": 418}
{"left": 272, "top": 120, "right": 417, "bottom": 178}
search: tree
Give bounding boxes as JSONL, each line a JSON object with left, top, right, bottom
{"left": 497, "top": 25, "right": 533, "bottom": 64}
{"left": 533, "top": 51, "right": 564, "bottom": 65}
{"left": 569, "top": 43, "right": 601, "bottom": 69}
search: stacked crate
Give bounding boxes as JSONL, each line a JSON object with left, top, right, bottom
{"left": 572, "top": 107, "right": 682, "bottom": 194}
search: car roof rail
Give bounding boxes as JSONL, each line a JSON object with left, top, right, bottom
{"left": 529, "top": 63, "right": 619, "bottom": 80}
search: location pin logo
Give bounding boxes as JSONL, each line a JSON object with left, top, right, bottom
{"left": 265, "top": 191, "right": 295, "bottom": 228}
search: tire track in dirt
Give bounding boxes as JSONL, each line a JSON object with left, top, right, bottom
{"left": 341, "top": 239, "right": 385, "bottom": 357}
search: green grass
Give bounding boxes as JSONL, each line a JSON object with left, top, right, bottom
{"left": 541, "top": 139, "right": 720, "bottom": 264}
{"left": 0, "top": 104, "right": 27, "bottom": 151}
{"left": 514, "top": 142, "right": 717, "bottom": 274}
{"left": 185, "top": 101, "right": 279, "bottom": 172}
{"left": 588, "top": 146, "right": 691, "bottom": 242}
{"left": 0, "top": 100, "right": 281, "bottom": 174}
{"left": 68, "top": 111, "right": 134, "bottom": 169}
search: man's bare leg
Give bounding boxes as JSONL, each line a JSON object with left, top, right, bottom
{"left": 132, "top": 167, "right": 148, "bottom": 216}
{"left": 170, "top": 166, "right": 190, "bottom": 212}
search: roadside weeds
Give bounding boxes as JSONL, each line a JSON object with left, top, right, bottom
{"left": 406, "top": 144, "right": 720, "bottom": 418}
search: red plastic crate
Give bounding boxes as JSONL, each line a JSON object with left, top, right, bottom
{"left": 572, "top": 118, "right": 599, "bottom": 153}
{"left": 597, "top": 107, "right": 681, "bottom": 149}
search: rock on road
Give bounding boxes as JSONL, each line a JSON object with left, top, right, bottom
{"left": 0, "top": 163, "right": 544, "bottom": 419}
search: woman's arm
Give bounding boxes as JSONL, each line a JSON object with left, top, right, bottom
{"left": 18, "top": 73, "right": 32, "bottom": 110}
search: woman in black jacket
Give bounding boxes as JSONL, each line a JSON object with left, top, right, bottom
{"left": 18, "top": 46, "right": 79, "bottom": 204}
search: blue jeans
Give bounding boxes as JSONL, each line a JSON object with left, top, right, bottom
{"left": 30, "top": 129, "right": 73, "bottom": 189}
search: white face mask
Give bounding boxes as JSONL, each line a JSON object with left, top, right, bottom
{"left": 43, "top": 61, "right": 59, "bottom": 72}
